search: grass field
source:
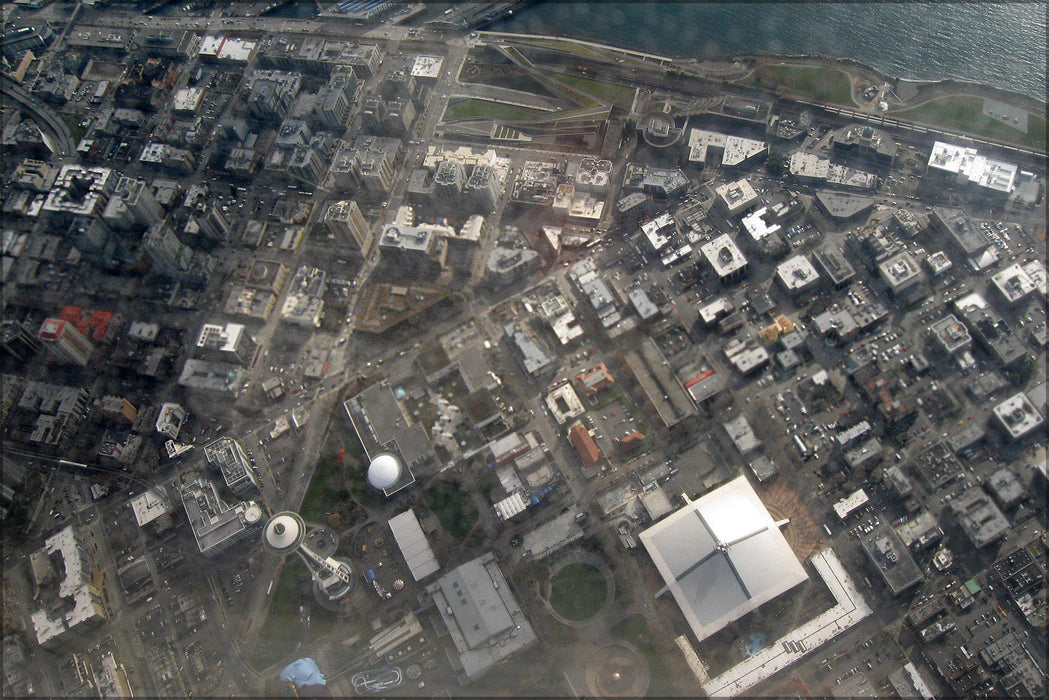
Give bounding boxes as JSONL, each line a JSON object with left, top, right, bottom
{"left": 741, "top": 64, "right": 854, "bottom": 106}
{"left": 299, "top": 416, "right": 372, "bottom": 522}
{"left": 549, "top": 562, "right": 607, "bottom": 621}
{"left": 251, "top": 563, "right": 341, "bottom": 670}
{"left": 611, "top": 614, "right": 682, "bottom": 697}
{"left": 463, "top": 70, "right": 556, "bottom": 98}
{"left": 299, "top": 452, "right": 345, "bottom": 523}
{"left": 442, "top": 98, "right": 546, "bottom": 123}
{"left": 59, "top": 112, "right": 87, "bottom": 142}
{"left": 893, "top": 96, "right": 1047, "bottom": 150}
{"left": 251, "top": 565, "right": 306, "bottom": 669}
{"left": 519, "top": 37, "right": 621, "bottom": 62}
{"left": 555, "top": 74, "right": 636, "bottom": 109}
{"left": 424, "top": 482, "right": 478, "bottom": 540}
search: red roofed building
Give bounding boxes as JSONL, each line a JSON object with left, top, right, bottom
{"left": 58, "top": 306, "right": 116, "bottom": 342}
{"left": 577, "top": 363, "right": 615, "bottom": 395}
{"left": 617, "top": 431, "right": 645, "bottom": 452}
{"left": 568, "top": 421, "right": 601, "bottom": 466}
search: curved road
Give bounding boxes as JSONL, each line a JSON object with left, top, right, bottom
{"left": 0, "top": 75, "right": 77, "bottom": 157}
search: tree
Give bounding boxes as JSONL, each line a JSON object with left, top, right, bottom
{"left": 765, "top": 154, "right": 787, "bottom": 177}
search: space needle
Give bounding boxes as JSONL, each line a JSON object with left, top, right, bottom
{"left": 263, "top": 511, "right": 355, "bottom": 611}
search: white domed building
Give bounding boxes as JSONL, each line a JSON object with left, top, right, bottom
{"left": 367, "top": 453, "right": 414, "bottom": 496}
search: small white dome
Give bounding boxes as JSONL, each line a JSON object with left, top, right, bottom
{"left": 368, "top": 454, "right": 401, "bottom": 490}
{"left": 244, "top": 504, "right": 262, "bottom": 524}
{"left": 265, "top": 514, "right": 302, "bottom": 550}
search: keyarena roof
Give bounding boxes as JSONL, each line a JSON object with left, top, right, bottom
{"left": 639, "top": 475, "right": 808, "bottom": 642}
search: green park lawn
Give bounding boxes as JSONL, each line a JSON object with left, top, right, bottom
{"left": 250, "top": 564, "right": 305, "bottom": 669}
{"left": 742, "top": 64, "right": 854, "bottom": 106}
{"left": 442, "top": 98, "right": 545, "bottom": 123}
{"left": 548, "top": 562, "right": 607, "bottom": 621}
{"left": 555, "top": 74, "right": 636, "bottom": 109}
{"left": 893, "top": 96, "right": 1046, "bottom": 151}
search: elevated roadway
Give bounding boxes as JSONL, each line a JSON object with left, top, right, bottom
{"left": 0, "top": 74, "right": 77, "bottom": 157}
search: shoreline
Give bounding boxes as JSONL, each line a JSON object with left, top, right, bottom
{"left": 477, "top": 30, "right": 1045, "bottom": 113}
{"left": 478, "top": 31, "right": 1045, "bottom": 153}
{"left": 728, "top": 52, "right": 1047, "bottom": 114}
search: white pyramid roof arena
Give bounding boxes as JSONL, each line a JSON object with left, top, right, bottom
{"left": 639, "top": 475, "right": 808, "bottom": 643}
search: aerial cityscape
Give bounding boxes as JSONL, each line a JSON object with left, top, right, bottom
{"left": 1, "top": 1, "right": 1046, "bottom": 698}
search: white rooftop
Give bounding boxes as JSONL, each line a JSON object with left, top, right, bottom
{"left": 699, "top": 297, "right": 733, "bottom": 325}
{"left": 687, "top": 129, "right": 768, "bottom": 167}
{"left": 410, "top": 54, "right": 444, "bottom": 79}
{"left": 701, "top": 234, "right": 748, "bottom": 278}
{"left": 198, "top": 35, "right": 256, "bottom": 62}
{"left": 788, "top": 151, "right": 829, "bottom": 179}
{"left": 740, "top": 207, "right": 781, "bottom": 242}
{"left": 172, "top": 86, "right": 204, "bottom": 112}
{"left": 493, "top": 491, "right": 529, "bottom": 521}
{"left": 30, "top": 527, "right": 105, "bottom": 646}
{"left": 639, "top": 476, "right": 808, "bottom": 643}
{"left": 701, "top": 548, "right": 871, "bottom": 697}
{"left": 776, "top": 255, "right": 820, "bottom": 291}
{"left": 195, "top": 322, "right": 246, "bottom": 353}
{"left": 927, "top": 141, "right": 1018, "bottom": 194}
{"left": 641, "top": 212, "right": 675, "bottom": 251}
{"left": 877, "top": 251, "right": 923, "bottom": 291}
{"left": 155, "top": 402, "right": 185, "bottom": 439}
{"left": 388, "top": 509, "right": 440, "bottom": 581}
{"left": 991, "top": 262, "right": 1036, "bottom": 304}
{"left": 546, "top": 382, "right": 585, "bottom": 424}
{"left": 130, "top": 488, "right": 170, "bottom": 527}
{"left": 833, "top": 489, "right": 869, "bottom": 519}
{"left": 993, "top": 392, "right": 1044, "bottom": 439}
{"left": 715, "top": 179, "right": 759, "bottom": 214}
{"left": 1021, "top": 259, "right": 1047, "bottom": 298}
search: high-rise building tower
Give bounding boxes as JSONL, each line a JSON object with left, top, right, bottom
{"left": 321, "top": 200, "right": 372, "bottom": 254}
{"left": 195, "top": 322, "right": 258, "bottom": 366}
{"left": 465, "top": 164, "right": 500, "bottom": 213}
{"left": 102, "top": 176, "right": 164, "bottom": 231}
{"left": 264, "top": 511, "right": 354, "bottom": 611}
{"left": 37, "top": 318, "right": 94, "bottom": 366}
{"left": 433, "top": 161, "right": 465, "bottom": 205}
{"left": 2, "top": 319, "right": 42, "bottom": 362}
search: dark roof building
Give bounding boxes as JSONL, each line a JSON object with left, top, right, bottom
{"left": 426, "top": 553, "right": 537, "bottom": 682}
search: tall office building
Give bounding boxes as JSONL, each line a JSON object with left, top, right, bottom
{"left": 37, "top": 319, "right": 94, "bottom": 366}
{"left": 195, "top": 322, "right": 258, "bottom": 366}
{"left": 289, "top": 145, "right": 327, "bottom": 185}
{"left": 141, "top": 223, "right": 192, "bottom": 275}
{"left": 321, "top": 200, "right": 372, "bottom": 254}
{"left": 2, "top": 319, "right": 42, "bottom": 362}
{"left": 185, "top": 205, "right": 230, "bottom": 243}
{"left": 2, "top": 24, "right": 55, "bottom": 63}
{"left": 465, "top": 164, "right": 500, "bottom": 213}
{"left": 361, "top": 96, "right": 388, "bottom": 134}
{"left": 42, "top": 165, "right": 119, "bottom": 222}
{"left": 433, "top": 161, "right": 466, "bottom": 205}
{"left": 102, "top": 176, "right": 164, "bottom": 231}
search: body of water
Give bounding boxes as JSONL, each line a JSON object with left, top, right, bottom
{"left": 489, "top": 2, "right": 1047, "bottom": 101}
